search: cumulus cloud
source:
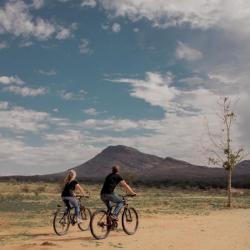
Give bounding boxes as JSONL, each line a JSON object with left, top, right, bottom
{"left": 56, "top": 23, "right": 77, "bottom": 40}
{"left": 0, "top": 0, "right": 74, "bottom": 40}
{"left": 79, "top": 38, "right": 91, "bottom": 54}
{"left": 111, "top": 23, "right": 121, "bottom": 33}
{"left": 31, "top": 0, "right": 44, "bottom": 9}
{"left": 0, "top": 106, "right": 49, "bottom": 132}
{"left": 0, "top": 75, "right": 24, "bottom": 85}
{"left": 98, "top": 0, "right": 250, "bottom": 37}
{"left": 19, "top": 40, "right": 33, "bottom": 47}
{"left": 133, "top": 27, "right": 139, "bottom": 33}
{"left": 83, "top": 108, "right": 99, "bottom": 116}
{"left": 176, "top": 41, "right": 203, "bottom": 61}
{"left": 0, "top": 41, "right": 8, "bottom": 49}
{"left": 81, "top": 0, "right": 97, "bottom": 8}
{"left": 59, "top": 89, "right": 87, "bottom": 100}
{"left": 107, "top": 72, "right": 179, "bottom": 112}
{"left": 0, "top": 134, "right": 101, "bottom": 175}
{"left": 37, "top": 69, "right": 56, "bottom": 76}
{"left": 4, "top": 86, "right": 47, "bottom": 97}
{"left": 0, "top": 101, "right": 8, "bottom": 110}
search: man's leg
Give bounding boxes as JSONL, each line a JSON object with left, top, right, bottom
{"left": 108, "top": 193, "right": 124, "bottom": 218}
{"left": 101, "top": 194, "right": 112, "bottom": 210}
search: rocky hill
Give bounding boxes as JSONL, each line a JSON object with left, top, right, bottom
{"left": 1, "top": 145, "right": 250, "bottom": 187}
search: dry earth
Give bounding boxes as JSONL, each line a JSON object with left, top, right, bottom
{"left": 1, "top": 209, "right": 250, "bottom": 250}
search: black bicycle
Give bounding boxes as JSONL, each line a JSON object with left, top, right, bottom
{"left": 90, "top": 194, "right": 139, "bottom": 240}
{"left": 53, "top": 195, "right": 91, "bottom": 236}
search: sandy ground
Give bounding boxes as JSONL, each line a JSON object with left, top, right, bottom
{"left": 1, "top": 209, "right": 250, "bottom": 250}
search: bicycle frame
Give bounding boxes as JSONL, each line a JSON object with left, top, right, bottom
{"left": 61, "top": 196, "right": 87, "bottom": 225}
{"left": 101, "top": 195, "right": 133, "bottom": 228}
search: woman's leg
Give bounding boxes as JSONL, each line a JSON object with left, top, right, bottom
{"left": 63, "top": 197, "right": 80, "bottom": 217}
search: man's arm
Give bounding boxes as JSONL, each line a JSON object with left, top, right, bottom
{"left": 120, "top": 180, "right": 136, "bottom": 195}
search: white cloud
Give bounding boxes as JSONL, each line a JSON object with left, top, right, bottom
{"left": 133, "top": 27, "right": 139, "bottom": 33}
{"left": 111, "top": 23, "right": 121, "bottom": 33}
{"left": 4, "top": 86, "right": 47, "bottom": 97}
{"left": 19, "top": 40, "right": 33, "bottom": 47}
{"left": 0, "top": 134, "right": 101, "bottom": 175}
{"left": 98, "top": 0, "right": 250, "bottom": 36}
{"left": 81, "top": 0, "right": 97, "bottom": 8}
{"left": 83, "top": 108, "right": 99, "bottom": 116}
{"left": 79, "top": 38, "right": 91, "bottom": 54}
{"left": 108, "top": 72, "right": 179, "bottom": 112}
{"left": 56, "top": 23, "right": 77, "bottom": 40}
{"left": 32, "top": 0, "right": 44, "bottom": 9}
{"left": 59, "top": 89, "right": 86, "bottom": 100}
{"left": 81, "top": 118, "right": 143, "bottom": 131}
{"left": 0, "top": 101, "right": 8, "bottom": 110}
{"left": 56, "top": 27, "right": 71, "bottom": 40}
{"left": 0, "top": 106, "right": 49, "bottom": 132}
{"left": 0, "top": 75, "right": 24, "bottom": 85}
{"left": 0, "top": 0, "right": 74, "bottom": 40}
{"left": 0, "top": 41, "right": 8, "bottom": 49}
{"left": 176, "top": 42, "right": 203, "bottom": 61}
{"left": 101, "top": 23, "right": 109, "bottom": 30}
{"left": 37, "top": 69, "right": 57, "bottom": 76}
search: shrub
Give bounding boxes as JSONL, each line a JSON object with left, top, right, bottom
{"left": 21, "top": 185, "right": 30, "bottom": 193}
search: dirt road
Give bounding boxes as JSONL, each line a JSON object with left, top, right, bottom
{"left": 1, "top": 209, "right": 250, "bottom": 250}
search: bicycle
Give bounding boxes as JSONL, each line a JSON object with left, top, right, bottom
{"left": 53, "top": 195, "right": 91, "bottom": 236}
{"left": 90, "top": 194, "right": 139, "bottom": 240}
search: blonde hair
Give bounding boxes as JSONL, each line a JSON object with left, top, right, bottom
{"left": 64, "top": 169, "right": 77, "bottom": 184}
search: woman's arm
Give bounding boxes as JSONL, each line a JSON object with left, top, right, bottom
{"left": 76, "top": 184, "right": 89, "bottom": 197}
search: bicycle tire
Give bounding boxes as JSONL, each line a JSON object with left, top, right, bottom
{"left": 53, "top": 209, "right": 70, "bottom": 236}
{"left": 78, "top": 207, "right": 92, "bottom": 231}
{"left": 90, "top": 209, "right": 111, "bottom": 240}
{"left": 122, "top": 207, "right": 139, "bottom": 235}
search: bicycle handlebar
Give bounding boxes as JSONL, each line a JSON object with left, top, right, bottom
{"left": 75, "top": 195, "right": 89, "bottom": 199}
{"left": 122, "top": 194, "right": 136, "bottom": 198}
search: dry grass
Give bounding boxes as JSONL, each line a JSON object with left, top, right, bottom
{"left": 0, "top": 181, "right": 250, "bottom": 230}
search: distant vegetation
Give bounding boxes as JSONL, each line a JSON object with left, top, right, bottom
{"left": 1, "top": 181, "right": 250, "bottom": 220}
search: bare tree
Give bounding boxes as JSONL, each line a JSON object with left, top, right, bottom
{"left": 207, "top": 97, "right": 244, "bottom": 207}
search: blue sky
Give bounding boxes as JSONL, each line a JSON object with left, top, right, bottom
{"left": 0, "top": 0, "right": 250, "bottom": 175}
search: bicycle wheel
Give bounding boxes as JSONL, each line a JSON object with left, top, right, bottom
{"left": 122, "top": 207, "right": 139, "bottom": 235}
{"left": 78, "top": 207, "right": 91, "bottom": 231}
{"left": 53, "top": 209, "right": 70, "bottom": 236}
{"left": 90, "top": 209, "right": 110, "bottom": 240}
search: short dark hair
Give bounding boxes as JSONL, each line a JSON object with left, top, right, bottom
{"left": 112, "top": 165, "right": 120, "bottom": 173}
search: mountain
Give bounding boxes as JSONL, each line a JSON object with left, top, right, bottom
{"left": 1, "top": 145, "right": 250, "bottom": 187}
{"left": 46, "top": 145, "right": 250, "bottom": 187}
{"left": 73, "top": 145, "right": 163, "bottom": 179}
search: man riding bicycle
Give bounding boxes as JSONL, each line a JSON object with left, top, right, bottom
{"left": 100, "top": 165, "right": 136, "bottom": 221}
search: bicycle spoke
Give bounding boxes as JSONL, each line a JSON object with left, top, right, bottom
{"left": 90, "top": 210, "right": 110, "bottom": 240}
{"left": 122, "top": 207, "right": 139, "bottom": 235}
{"left": 53, "top": 210, "right": 70, "bottom": 236}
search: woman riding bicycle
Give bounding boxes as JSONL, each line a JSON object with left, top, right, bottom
{"left": 100, "top": 165, "right": 136, "bottom": 221}
{"left": 61, "top": 169, "right": 88, "bottom": 224}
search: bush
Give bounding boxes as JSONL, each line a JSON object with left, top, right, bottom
{"left": 21, "top": 185, "right": 30, "bottom": 193}
{"left": 36, "top": 186, "right": 46, "bottom": 192}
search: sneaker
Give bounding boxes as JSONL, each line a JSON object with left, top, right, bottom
{"left": 77, "top": 217, "right": 83, "bottom": 224}
{"left": 111, "top": 215, "right": 118, "bottom": 221}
